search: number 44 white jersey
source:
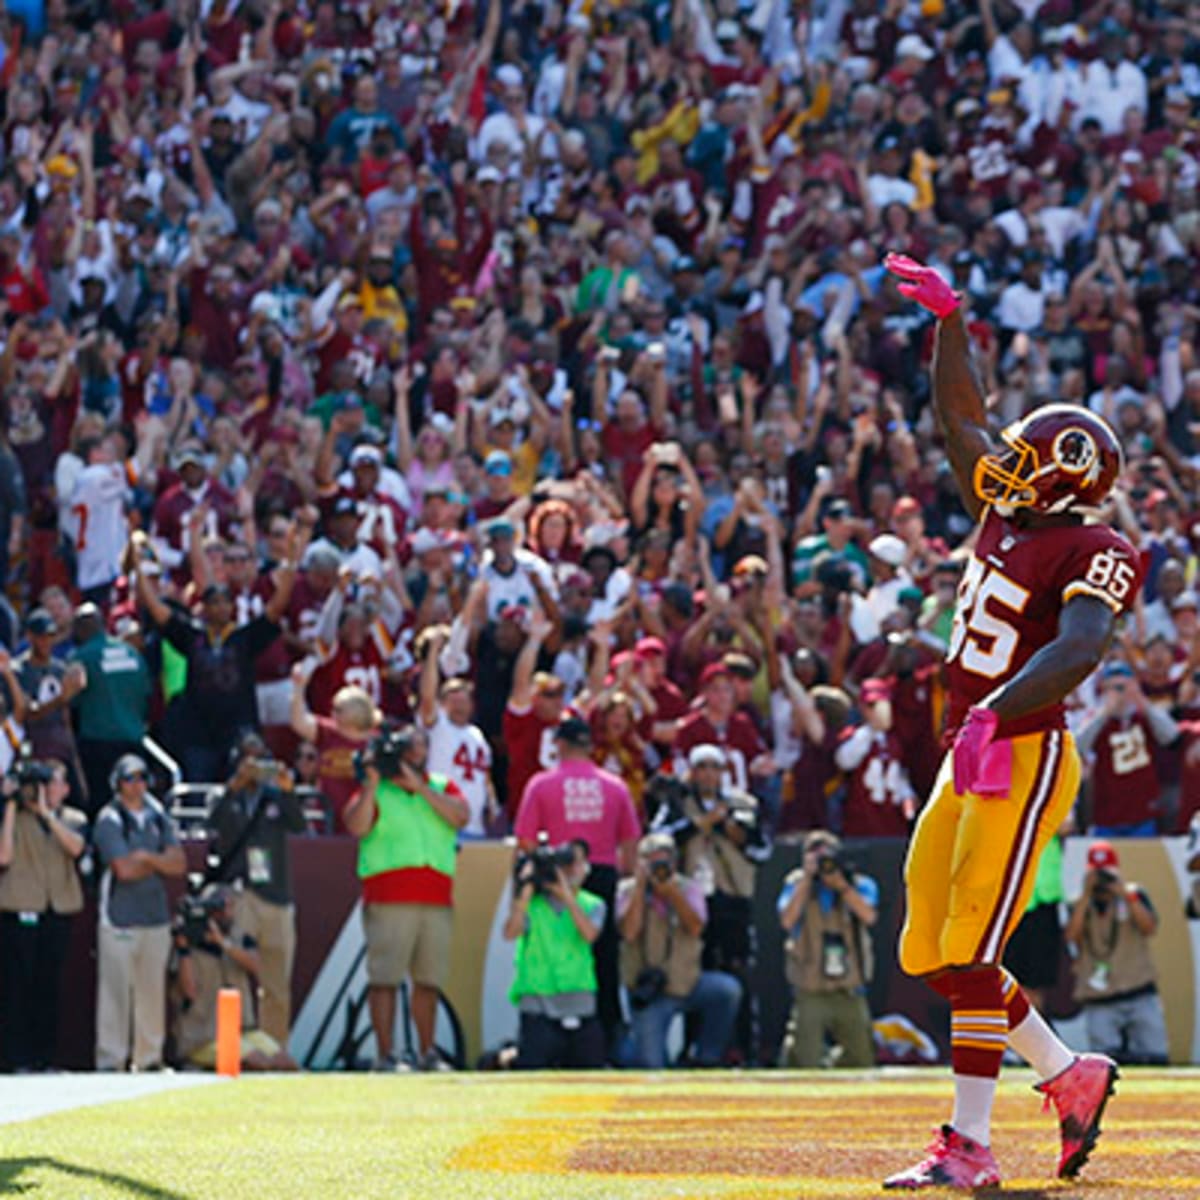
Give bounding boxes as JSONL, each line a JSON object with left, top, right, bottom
{"left": 424, "top": 710, "right": 493, "bottom": 837}
{"left": 67, "top": 462, "right": 133, "bottom": 591}
{"left": 944, "top": 506, "right": 1143, "bottom": 743}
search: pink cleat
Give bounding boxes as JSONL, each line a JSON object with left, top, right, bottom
{"left": 1034, "top": 1053, "right": 1119, "bottom": 1179}
{"left": 882, "top": 1125, "right": 1002, "bottom": 1190}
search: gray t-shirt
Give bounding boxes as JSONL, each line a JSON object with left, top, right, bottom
{"left": 94, "top": 799, "right": 179, "bottom": 928}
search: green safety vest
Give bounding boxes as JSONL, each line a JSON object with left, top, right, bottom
{"left": 357, "top": 775, "right": 458, "bottom": 881}
{"left": 510, "top": 890, "right": 603, "bottom": 1002}
{"left": 1027, "top": 835, "right": 1065, "bottom": 910}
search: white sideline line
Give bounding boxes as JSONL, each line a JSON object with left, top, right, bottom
{"left": 0, "top": 1073, "right": 221, "bottom": 1126}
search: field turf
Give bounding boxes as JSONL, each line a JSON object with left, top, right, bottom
{"left": 0, "top": 1069, "right": 1197, "bottom": 1198}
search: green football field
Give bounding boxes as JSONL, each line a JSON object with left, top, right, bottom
{"left": 1, "top": 1069, "right": 1198, "bottom": 1198}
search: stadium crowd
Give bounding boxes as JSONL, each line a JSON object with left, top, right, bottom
{"left": 1, "top": 0, "right": 1200, "bottom": 1071}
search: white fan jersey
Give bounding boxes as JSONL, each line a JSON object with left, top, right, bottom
{"left": 424, "top": 710, "right": 493, "bottom": 836}
{"left": 68, "top": 463, "right": 131, "bottom": 590}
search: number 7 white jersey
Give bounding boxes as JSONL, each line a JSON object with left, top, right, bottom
{"left": 68, "top": 462, "right": 133, "bottom": 590}
{"left": 424, "top": 710, "right": 493, "bottom": 837}
{"left": 944, "top": 506, "right": 1143, "bottom": 742}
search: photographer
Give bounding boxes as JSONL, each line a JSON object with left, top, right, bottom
{"left": 93, "top": 754, "right": 186, "bottom": 1072}
{"left": 344, "top": 725, "right": 469, "bottom": 1071}
{"left": 617, "top": 832, "right": 741, "bottom": 1069}
{"left": 169, "top": 883, "right": 297, "bottom": 1071}
{"left": 777, "top": 830, "right": 878, "bottom": 1069}
{"left": 504, "top": 839, "right": 606, "bottom": 1069}
{"left": 1065, "top": 840, "right": 1168, "bottom": 1065}
{"left": 0, "top": 759, "right": 86, "bottom": 1071}
{"left": 650, "top": 744, "right": 770, "bottom": 1064}
{"left": 207, "top": 731, "right": 307, "bottom": 1045}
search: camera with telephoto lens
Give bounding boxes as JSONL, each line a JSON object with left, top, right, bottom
{"left": 352, "top": 728, "right": 414, "bottom": 783}
{"left": 515, "top": 833, "right": 576, "bottom": 895}
{"left": 648, "top": 860, "right": 673, "bottom": 886}
{"left": 176, "top": 875, "right": 228, "bottom": 946}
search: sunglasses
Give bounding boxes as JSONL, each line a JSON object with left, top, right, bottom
{"left": 576, "top": 419, "right": 603, "bottom": 433}
{"left": 121, "top": 772, "right": 147, "bottom": 783}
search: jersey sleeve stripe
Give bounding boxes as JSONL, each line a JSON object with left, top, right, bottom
{"left": 1062, "top": 580, "right": 1124, "bottom": 614}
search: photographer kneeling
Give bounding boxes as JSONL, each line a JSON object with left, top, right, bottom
{"left": 208, "top": 732, "right": 307, "bottom": 1046}
{"left": 777, "top": 830, "right": 878, "bottom": 1069}
{"left": 344, "top": 725, "right": 469, "bottom": 1072}
{"left": 504, "top": 838, "right": 606, "bottom": 1069}
{"left": 617, "top": 833, "right": 742, "bottom": 1069}
{"left": 169, "top": 882, "right": 297, "bottom": 1071}
{"left": 0, "top": 759, "right": 86, "bottom": 1071}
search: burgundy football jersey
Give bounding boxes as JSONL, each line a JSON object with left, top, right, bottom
{"left": 945, "top": 509, "right": 1143, "bottom": 742}
{"left": 840, "top": 727, "right": 914, "bottom": 838}
{"left": 1088, "top": 713, "right": 1160, "bottom": 829}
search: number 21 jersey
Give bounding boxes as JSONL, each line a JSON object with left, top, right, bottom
{"left": 944, "top": 507, "right": 1143, "bottom": 742}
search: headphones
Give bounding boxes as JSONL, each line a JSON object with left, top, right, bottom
{"left": 109, "top": 754, "right": 150, "bottom": 794}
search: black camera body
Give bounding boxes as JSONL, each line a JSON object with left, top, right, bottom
{"left": 516, "top": 835, "right": 576, "bottom": 894}
{"left": 352, "top": 728, "right": 416, "bottom": 783}
{"left": 177, "top": 883, "right": 227, "bottom": 946}
{"left": 11, "top": 758, "right": 54, "bottom": 790}
{"left": 648, "top": 861, "right": 674, "bottom": 886}
{"left": 819, "top": 849, "right": 855, "bottom": 881}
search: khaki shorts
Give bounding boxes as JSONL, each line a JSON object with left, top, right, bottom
{"left": 362, "top": 903, "right": 453, "bottom": 988}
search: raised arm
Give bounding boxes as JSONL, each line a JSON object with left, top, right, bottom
{"left": 885, "top": 255, "right": 996, "bottom": 520}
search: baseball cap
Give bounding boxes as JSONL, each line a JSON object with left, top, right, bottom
{"left": 498, "top": 603, "right": 530, "bottom": 628}
{"left": 349, "top": 444, "right": 383, "bottom": 468}
{"left": 634, "top": 636, "right": 667, "bottom": 661}
{"left": 476, "top": 165, "right": 502, "bottom": 184}
{"left": 201, "top": 583, "right": 231, "bottom": 603}
{"left": 896, "top": 34, "right": 934, "bottom": 61}
{"left": 1086, "top": 840, "right": 1120, "bottom": 872}
{"left": 486, "top": 517, "right": 516, "bottom": 540}
{"left": 26, "top": 608, "right": 57, "bottom": 636}
{"left": 173, "top": 443, "right": 206, "bottom": 470}
{"left": 1100, "top": 661, "right": 1134, "bottom": 681}
{"left": 337, "top": 293, "right": 363, "bottom": 312}
{"left": 332, "top": 495, "right": 359, "bottom": 517}
{"left": 114, "top": 753, "right": 150, "bottom": 783}
{"left": 489, "top": 408, "right": 516, "bottom": 428}
{"left": 1173, "top": 591, "right": 1199, "bottom": 612}
{"left": 869, "top": 533, "right": 907, "bottom": 567}
{"left": 554, "top": 715, "right": 592, "bottom": 746}
{"left": 496, "top": 63, "right": 523, "bottom": 90}
{"left": 892, "top": 496, "right": 922, "bottom": 520}
{"left": 733, "top": 554, "right": 769, "bottom": 577}
{"left": 824, "top": 498, "right": 853, "bottom": 520}
{"left": 485, "top": 450, "right": 513, "bottom": 475}
{"left": 688, "top": 744, "right": 726, "bottom": 769}
{"left": 699, "top": 662, "right": 732, "bottom": 688}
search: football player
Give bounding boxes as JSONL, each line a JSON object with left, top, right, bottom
{"left": 881, "top": 254, "right": 1142, "bottom": 1190}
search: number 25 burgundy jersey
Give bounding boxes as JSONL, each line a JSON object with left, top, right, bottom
{"left": 944, "top": 507, "right": 1144, "bottom": 742}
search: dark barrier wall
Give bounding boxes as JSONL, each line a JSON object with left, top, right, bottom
{"left": 8, "top": 835, "right": 1197, "bottom": 1069}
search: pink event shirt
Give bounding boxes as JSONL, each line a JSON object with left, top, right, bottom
{"left": 513, "top": 760, "right": 641, "bottom": 868}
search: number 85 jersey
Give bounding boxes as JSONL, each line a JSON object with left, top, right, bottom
{"left": 944, "top": 507, "right": 1144, "bottom": 743}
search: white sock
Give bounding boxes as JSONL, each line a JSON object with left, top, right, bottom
{"left": 1008, "top": 1009, "right": 1075, "bottom": 1082}
{"left": 951, "top": 1075, "right": 997, "bottom": 1147}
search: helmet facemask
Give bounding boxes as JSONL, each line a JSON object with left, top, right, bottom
{"left": 973, "top": 430, "right": 1039, "bottom": 515}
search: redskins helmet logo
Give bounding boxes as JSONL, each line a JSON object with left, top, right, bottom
{"left": 1051, "top": 427, "right": 1099, "bottom": 481}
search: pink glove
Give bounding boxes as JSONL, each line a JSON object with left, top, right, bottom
{"left": 952, "top": 706, "right": 999, "bottom": 796}
{"left": 884, "top": 252, "right": 962, "bottom": 319}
